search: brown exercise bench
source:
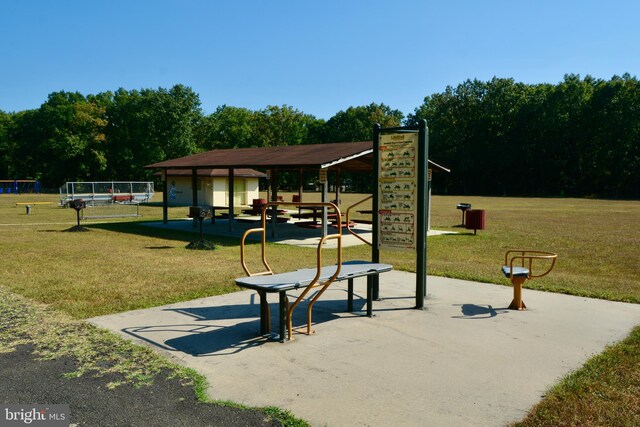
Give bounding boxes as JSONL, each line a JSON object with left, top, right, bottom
{"left": 502, "top": 250, "right": 557, "bottom": 310}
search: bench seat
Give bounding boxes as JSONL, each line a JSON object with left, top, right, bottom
{"left": 235, "top": 260, "right": 392, "bottom": 341}
{"left": 501, "top": 266, "right": 529, "bottom": 278}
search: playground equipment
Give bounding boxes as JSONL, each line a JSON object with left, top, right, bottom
{"left": 60, "top": 181, "right": 154, "bottom": 219}
{"left": 502, "top": 250, "right": 558, "bottom": 310}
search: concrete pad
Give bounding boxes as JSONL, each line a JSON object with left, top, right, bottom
{"left": 89, "top": 272, "right": 640, "bottom": 426}
{"left": 141, "top": 219, "right": 456, "bottom": 248}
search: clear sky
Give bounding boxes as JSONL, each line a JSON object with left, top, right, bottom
{"left": 1, "top": 0, "right": 638, "bottom": 119}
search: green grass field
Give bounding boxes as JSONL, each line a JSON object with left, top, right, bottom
{"left": 1, "top": 192, "right": 639, "bottom": 425}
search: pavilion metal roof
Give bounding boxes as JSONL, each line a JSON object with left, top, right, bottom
{"left": 146, "top": 141, "right": 449, "bottom": 173}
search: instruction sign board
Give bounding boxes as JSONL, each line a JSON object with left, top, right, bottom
{"left": 377, "top": 132, "right": 419, "bottom": 250}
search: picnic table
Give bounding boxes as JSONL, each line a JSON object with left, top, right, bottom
{"left": 209, "top": 206, "right": 230, "bottom": 223}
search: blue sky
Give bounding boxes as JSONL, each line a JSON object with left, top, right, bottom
{"left": 1, "top": 0, "right": 638, "bottom": 119}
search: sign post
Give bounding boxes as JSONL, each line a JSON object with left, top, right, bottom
{"left": 373, "top": 120, "right": 429, "bottom": 308}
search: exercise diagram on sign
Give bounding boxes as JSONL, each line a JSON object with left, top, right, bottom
{"left": 378, "top": 133, "right": 419, "bottom": 250}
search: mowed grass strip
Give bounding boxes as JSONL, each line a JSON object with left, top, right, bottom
{"left": 342, "top": 194, "right": 640, "bottom": 303}
{"left": 0, "top": 220, "right": 320, "bottom": 319}
{"left": 1, "top": 193, "right": 639, "bottom": 315}
{"left": 515, "top": 325, "right": 640, "bottom": 426}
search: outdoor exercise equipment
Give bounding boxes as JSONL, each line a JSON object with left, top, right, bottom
{"left": 236, "top": 201, "right": 392, "bottom": 342}
{"left": 502, "top": 250, "right": 558, "bottom": 310}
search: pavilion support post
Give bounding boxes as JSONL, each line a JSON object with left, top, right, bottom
{"left": 298, "top": 170, "right": 304, "bottom": 199}
{"left": 162, "top": 170, "right": 168, "bottom": 224}
{"left": 298, "top": 169, "right": 304, "bottom": 216}
{"left": 266, "top": 175, "right": 271, "bottom": 203}
{"left": 427, "top": 173, "right": 432, "bottom": 231}
{"left": 321, "top": 176, "right": 328, "bottom": 238}
{"left": 228, "top": 168, "right": 235, "bottom": 232}
{"left": 191, "top": 168, "right": 198, "bottom": 228}
{"left": 270, "top": 169, "right": 279, "bottom": 238}
{"left": 334, "top": 168, "right": 341, "bottom": 206}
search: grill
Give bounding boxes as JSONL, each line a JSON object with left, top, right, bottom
{"left": 189, "top": 206, "right": 211, "bottom": 219}
{"left": 69, "top": 199, "right": 86, "bottom": 227}
{"left": 456, "top": 203, "right": 472, "bottom": 226}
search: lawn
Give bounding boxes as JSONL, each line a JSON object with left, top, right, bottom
{"left": 1, "top": 192, "right": 639, "bottom": 425}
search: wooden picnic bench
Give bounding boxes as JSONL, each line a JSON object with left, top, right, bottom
{"left": 15, "top": 202, "right": 53, "bottom": 206}
{"left": 235, "top": 201, "right": 392, "bottom": 342}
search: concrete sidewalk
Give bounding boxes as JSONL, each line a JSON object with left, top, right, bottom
{"left": 89, "top": 272, "right": 640, "bottom": 426}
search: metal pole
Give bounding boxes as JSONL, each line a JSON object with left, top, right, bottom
{"left": 415, "top": 119, "right": 429, "bottom": 308}
{"left": 372, "top": 124, "right": 381, "bottom": 299}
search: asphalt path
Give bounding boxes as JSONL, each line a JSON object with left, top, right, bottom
{"left": 0, "top": 344, "right": 281, "bottom": 427}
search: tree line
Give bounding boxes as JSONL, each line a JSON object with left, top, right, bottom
{"left": 0, "top": 74, "right": 638, "bottom": 198}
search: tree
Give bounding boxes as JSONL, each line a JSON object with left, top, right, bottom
{"left": 0, "top": 111, "right": 13, "bottom": 178}
{"left": 8, "top": 91, "right": 108, "bottom": 185}
{"left": 325, "top": 103, "right": 403, "bottom": 142}
{"left": 252, "top": 105, "right": 319, "bottom": 147}
{"left": 104, "top": 85, "right": 203, "bottom": 180}
{"left": 408, "top": 80, "right": 488, "bottom": 194}
{"left": 197, "top": 105, "right": 255, "bottom": 150}
{"left": 585, "top": 74, "right": 640, "bottom": 197}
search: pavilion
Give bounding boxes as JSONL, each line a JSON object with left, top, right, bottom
{"left": 146, "top": 141, "right": 449, "bottom": 234}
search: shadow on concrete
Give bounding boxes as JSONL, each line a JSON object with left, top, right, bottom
{"left": 121, "top": 296, "right": 371, "bottom": 356}
{"left": 452, "top": 304, "right": 510, "bottom": 319}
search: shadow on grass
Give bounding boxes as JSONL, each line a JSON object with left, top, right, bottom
{"left": 431, "top": 230, "right": 484, "bottom": 237}
{"left": 86, "top": 221, "right": 242, "bottom": 248}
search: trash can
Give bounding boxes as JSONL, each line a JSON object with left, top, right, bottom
{"left": 465, "top": 209, "right": 486, "bottom": 235}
